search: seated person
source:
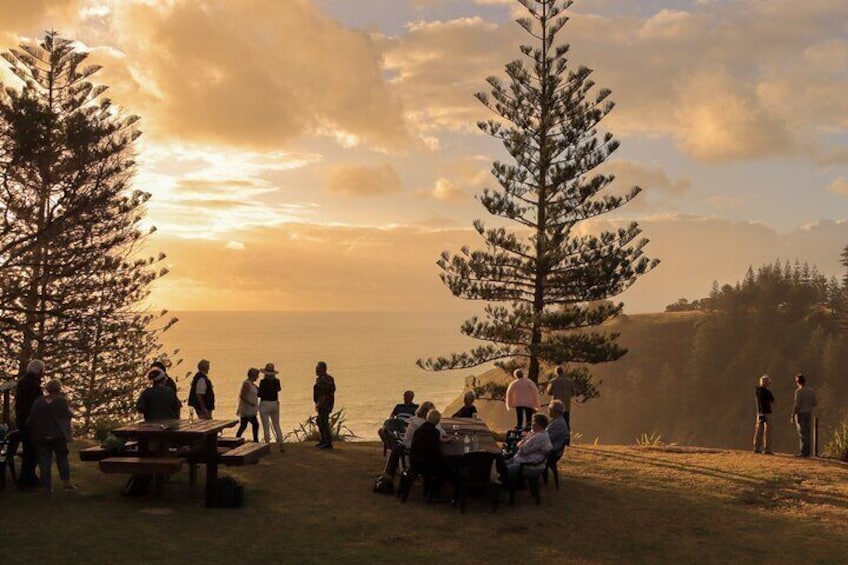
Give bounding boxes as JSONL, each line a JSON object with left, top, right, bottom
{"left": 409, "top": 409, "right": 456, "bottom": 496}
{"left": 136, "top": 369, "right": 181, "bottom": 421}
{"left": 391, "top": 390, "right": 418, "bottom": 418}
{"left": 505, "top": 413, "right": 552, "bottom": 479}
{"left": 452, "top": 390, "right": 478, "bottom": 418}
{"left": 378, "top": 390, "right": 419, "bottom": 452}
{"left": 546, "top": 400, "right": 570, "bottom": 452}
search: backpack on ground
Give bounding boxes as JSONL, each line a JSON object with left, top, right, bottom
{"left": 205, "top": 476, "right": 244, "bottom": 508}
{"left": 373, "top": 473, "right": 395, "bottom": 495}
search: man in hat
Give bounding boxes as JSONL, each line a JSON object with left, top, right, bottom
{"left": 137, "top": 369, "right": 181, "bottom": 422}
{"left": 313, "top": 361, "right": 336, "bottom": 449}
{"left": 258, "top": 362, "right": 284, "bottom": 452}
{"left": 188, "top": 359, "right": 215, "bottom": 419}
{"left": 149, "top": 360, "right": 178, "bottom": 394}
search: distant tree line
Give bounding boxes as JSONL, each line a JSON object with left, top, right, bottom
{"left": 579, "top": 253, "right": 848, "bottom": 453}
{"left": 0, "top": 32, "right": 175, "bottom": 434}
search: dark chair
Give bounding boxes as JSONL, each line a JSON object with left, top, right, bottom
{"left": 380, "top": 418, "right": 409, "bottom": 456}
{"left": 397, "top": 467, "right": 435, "bottom": 503}
{"left": 454, "top": 452, "right": 499, "bottom": 513}
{"left": 542, "top": 448, "right": 564, "bottom": 490}
{"left": 509, "top": 462, "right": 545, "bottom": 506}
{"left": 0, "top": 428, "right": 20, "bottom": 489}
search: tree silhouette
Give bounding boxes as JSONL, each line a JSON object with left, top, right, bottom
{"left": 418, "top": 0, "right": 657, "bottom": 386}
{"left": 0, "top": 32, "right": 175, "bottom": 431}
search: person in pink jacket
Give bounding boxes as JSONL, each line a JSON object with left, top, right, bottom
{"left": 505, "top": 369, "right": 541, "bottom": 430}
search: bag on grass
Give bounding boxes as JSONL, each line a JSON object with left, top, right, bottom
{"left": 205, "top": 476, "right": 244, "bottom": 508}
{"left": 372, "top": 474, "right": 395, "bottom": 495}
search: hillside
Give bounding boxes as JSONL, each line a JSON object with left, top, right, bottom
{"left": 2, "top": 442, "right": 848, "bottom": 564}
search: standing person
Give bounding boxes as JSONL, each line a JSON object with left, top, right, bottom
{"left": 188, "top": 359, "right": 215, "bottom": 419}
{"left": 546, "top": 366, "right": 574, "bottom": 428}
{"left": 258, "top": 362, "right": 285, "bottom": 452}
{"left": 136, "top": 370, "right": 181, "bottom": 421}
{"left": 15, "top": 359, "right": 45, "bottom": 489}
{"left": 313, "top": 361, "right": 336, "bottom": 449}
{"left": 27, "top": 379, "right": 75, "bottom": 493}
{"left": 505, "top": 369, "right": 540, "bottom": 430}
{"left": 791, "top": 373, "right": 817, "bottom": 457}
{"left": 236, "top": 368, "right": 260, "bottom": 442}
{"left": 753, "top": 375, "right": 775, "bottom": 455}
{"left": 150, "top": 360, "right": 178, "bottom": 395}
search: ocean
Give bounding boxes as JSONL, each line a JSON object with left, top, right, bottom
{"left": 160, "top": 311, "right": 485, "bottom": 441}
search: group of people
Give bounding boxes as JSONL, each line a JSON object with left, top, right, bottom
{"left": 753, "top": 372, "right": 818, "bottom": 457}
{"left": 505, "top": 366, "right": 574, "bottom": 430}
{"left": 378, "top": 376, "right": 572, "bottom": 500}
{"left": 137, "top": 359, "right": 338, "bottom": 450}
{"left": 14, "top": 359, "right": 75, "bottom": 493}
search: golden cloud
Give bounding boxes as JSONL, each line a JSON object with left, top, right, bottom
{"left": 325, "top": 161, "right": 403, "bottom": 197}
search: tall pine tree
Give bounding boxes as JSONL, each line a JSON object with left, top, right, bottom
{"left": 0, "top": 32, "right": 175, "bottom": 432}
{"left": 418, "top": 0, "right": 657, "bottom": 388}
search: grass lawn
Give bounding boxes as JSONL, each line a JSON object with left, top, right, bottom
{"left": 2, "top": 442, "right": 848, "bottom": 564}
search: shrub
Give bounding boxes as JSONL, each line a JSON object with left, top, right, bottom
{"left": 285, "top": 408, "right": 358, "bottom": 443}
{"left": 636, "top": 431, "right": 665, "bottom": 447}
{"left": 824, "top": 421, "right": 848, "bottom": 462}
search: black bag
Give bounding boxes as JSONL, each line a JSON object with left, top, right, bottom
{"left": 373, "top": 474, "right": 395, "bottom": 495}
{"left": 205, "top": 476, "right": 244, "bottom": 508}
{"left": 123, "top": 475, "right": 152, "bottom": 497}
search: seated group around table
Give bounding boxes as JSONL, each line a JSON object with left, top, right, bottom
{"left": 379, "top": 388, "right": 570, "bottom": 496}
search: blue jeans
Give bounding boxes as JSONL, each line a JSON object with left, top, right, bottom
{"left": 35, "top": 438, "right": 70, "bottom": 491}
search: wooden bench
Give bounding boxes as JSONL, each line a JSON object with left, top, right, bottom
{"left": 79, "top": 441, "right": 139, "bottom": 462}
{"left": 220, "top": 443, "right": 270, "bottom": 466}
{"left": 217, "top": 436, "right": 246, "bottom": 449}
{"left": 99, "top": 457, "right": 183, "bottom": 475}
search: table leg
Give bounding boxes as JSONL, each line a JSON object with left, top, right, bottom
{"left": 204, "top": 435, "right": 218, "bottom": 486}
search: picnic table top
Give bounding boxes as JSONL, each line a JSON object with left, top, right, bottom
{"left": 440, "top": 417, "right": 501, "bottom": 457}
{"left": 111, "top": 419, "right": 238, "bottom": 439}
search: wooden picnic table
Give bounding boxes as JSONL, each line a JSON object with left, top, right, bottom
{"left": 110, "top": 418, "right": 239, "bottom": 487}
{"left": 440, "top": 417, "right": 501, "bottom": 457}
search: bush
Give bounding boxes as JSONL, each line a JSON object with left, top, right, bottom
{"left": 824, "top": 421, "right": 848, "bottom": 462}
{"left": 285, "top": 408, "right": 358, "bottom": 443}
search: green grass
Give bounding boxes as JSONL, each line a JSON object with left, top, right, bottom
{"left": 2, "top": 441, "right": 848, "bottom": 564}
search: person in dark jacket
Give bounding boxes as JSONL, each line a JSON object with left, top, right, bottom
{"left": 410, "top": 409, "right": 455, "bottom": 498}
{"left": 137, "top": 370, "right": 181, "bottom": 421}
{"left": 188, "top": 359, "right": 215, "bottom": 419}
{"left": 753, "top": 375, "right": 775, "bottom": 455}
{"left": 15, "top": 359, "right": 45, "bottom": 489}
{"left": 452, "top": 391, "right": 478, "bottom": 418}
{"left": 27, "top": 378, "right": 75, "bottom": 492}
{"left": 313, "top": 361, "right": 336, "bottom": 449}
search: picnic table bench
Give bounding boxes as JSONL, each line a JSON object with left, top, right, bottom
{"left": 81, "top": 419, "right": 271, "bottom": 492}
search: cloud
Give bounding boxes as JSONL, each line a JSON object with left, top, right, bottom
{"left": 148, "top": 215, "right": 848, "bottom": 313}
{"left": 74, "top": 0, "right": 411, "bottom": 151}
{"left": 325, "top": 162, "right": 403, "bottom": 197}
{"left": 426, "top": 178, "right": 467, "bottom": 201}
{"left": 827, "top": 176, "right": 848, "bottom": 196}
{"left": 600, "top": 160, "right": 690, "bottom": 196}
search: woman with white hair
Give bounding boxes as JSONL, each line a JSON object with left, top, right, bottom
{"left": 27, "top": 378, "right": 75, "bottom": 492}
{"left": 505, "top": 369, "right": 541, "bottom": 430}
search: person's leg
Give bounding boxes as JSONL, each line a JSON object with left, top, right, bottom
{"left": 564, "top": 411, "right": 570, "bottom": 430}
{"left": 515, "top": 408, "right": 523, "bottom": 429}
{"left": 35, "top": 442, "right": 53, "bottom": 493}
{"left": 763, "top": 415, "right": 773, "bottom": 454}
{"left": 236, "top": 417, "right": 248, "bottom": 438}
{"left": 259, "top": 402, "right": 272, "bottom": 443}
{"left": 249, "top": 415, "right": 259, "bottom": 443}
{"left": 54, "top": 440, "right": 72, "bottom": 487}
{"left": 19, "top": 428, "right": 40, "bottom": 488}
{"left": 799, "top": 413, "right": 812, "bottom": 456}
{"left": 318, "top": 409, "right": 332, "bottom": 447}
{"left": 271, "top": 402, "right": 284, "bottom": 445}
{"left": 753, "top": 417, "right": 764, "bottom": 452}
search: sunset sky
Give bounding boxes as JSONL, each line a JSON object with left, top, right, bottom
{"left": 1, "top": 0, "right": 847, "bottom": 312}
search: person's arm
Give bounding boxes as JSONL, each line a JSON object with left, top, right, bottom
{"left": 136, "top": 392, "right": 146, "bottom": 415}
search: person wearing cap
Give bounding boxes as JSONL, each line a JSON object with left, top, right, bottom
{"left": 236, "top": 368, "right": 260, "bottom": 442}
{"left": 136, "top": 369, "right": 181, "bottom": 422}
{"left": 149, "top": 360, "right": 178, "bottom": 394}
{"left": 15, "top": 359, "right": 45, "bottom": 489}
{"left": 753, "top": 375, "right": 775, "bottom": 455}
{"left": 791, "top": 373, "right": 817, "bottom": 457}
{"left": 258, "top": 362, "right": 284, "bottom": 452}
